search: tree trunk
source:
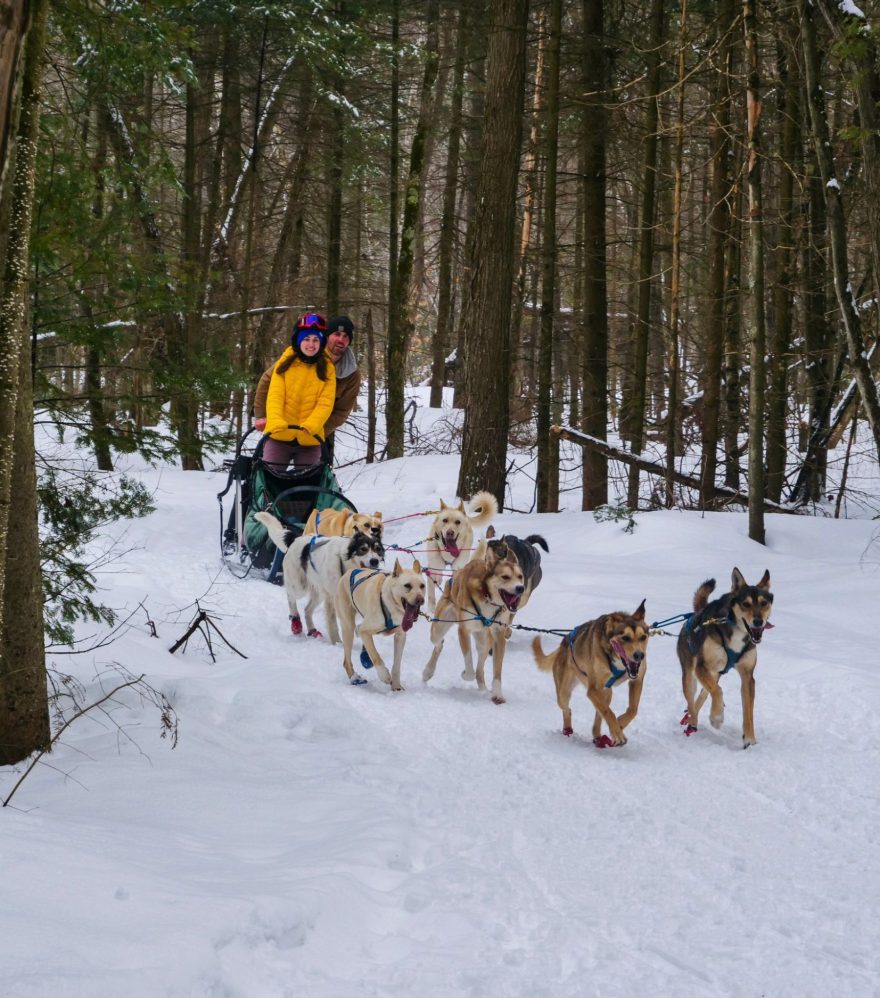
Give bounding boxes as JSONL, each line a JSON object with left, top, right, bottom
{"left": 0, "top": 0, "right": 51, "bottom": 764}
{"left": 801, "top": 0, "right": 880, "bottom": 462}
{"left": 665, "top": 0, "right": 688, "bottom": 508}
{"left": 765, "top": 16, "right": 799, "bottom": 503}
{"left": 429, "top": 3, "right": 468, "bottom": 409}
{"left": 744, "top": 0, "right": 767, "bottom": 544}
{"left": 537, "top": 0, "right": 561, "bottom": 512}
{"left": 457, "top": 0, "right": 529, "bottom": 503}
{"left": 624, "top": 0, "right": 665, "bottom": 508}
{"left": 386, "top": 0, "right": 440, "bottom": 459}
{"left": 699, "top": 0, "right": 735, "bottom": 507}
{"left": 580, "top": 0, "right": 609, "bottom": 510}
{"left": 366, "top": 307, "right": 377, "bottom": 463}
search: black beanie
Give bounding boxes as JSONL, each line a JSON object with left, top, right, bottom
{"left": 327, "top": 316, "right": 354, "bottom": 342}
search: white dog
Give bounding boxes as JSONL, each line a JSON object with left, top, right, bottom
{"left": 423, "top": 491, "right": 498, "bottom": 610}
{"left": 255, "top": 511, "right": 385, "bottom": 642}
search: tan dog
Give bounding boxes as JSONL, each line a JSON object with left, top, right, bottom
{"left": 422, "top": 540, "right": 524, "bottom": 704}
{"left": 303, "top": 507, "right": 383, "bottom": 539}
{"left": 334, "top": 559, "right": 426, "bottom": 690}
{"left": 424, "top": 491, "right": 498, "bottom": 610}
{"left": 532, "top": 601, "right": 649, "bottom": 747}
{"left": 677, "top": 568, "right": 773, "bottom": 748}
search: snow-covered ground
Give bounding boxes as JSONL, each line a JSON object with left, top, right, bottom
{"left": 3, "top": 395, "right": 880, "bottom": 997}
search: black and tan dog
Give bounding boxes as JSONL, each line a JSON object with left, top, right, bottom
{"left": 532, "top": 601, "right": 649, "bottom": 747}
{"left": 485, "top": 525, "right": 548, "bottom": 612}
{"left": 677, "top": 568, "right": 773, "bottom": 749}
{"left": 422, "top": 540, "right": 524, "bottom": 704}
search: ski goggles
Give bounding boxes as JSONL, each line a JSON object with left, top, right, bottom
{"left": 296, "top": 312, "right": 327, "bottom": 332}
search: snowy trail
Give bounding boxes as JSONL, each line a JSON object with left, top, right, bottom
{"left": 3, "top": 452, "right": 880, "bottom": 997}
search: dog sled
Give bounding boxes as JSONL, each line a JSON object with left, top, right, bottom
{"left": 217, "top": 429, "right": 357, "bottom": 580}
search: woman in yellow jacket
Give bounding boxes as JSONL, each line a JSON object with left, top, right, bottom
{"left": 262, "top": 312, "right": 336, "bottom": 471}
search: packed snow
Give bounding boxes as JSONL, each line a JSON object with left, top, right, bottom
{"left": 3, "top": 393, "right": 880, "bottom": 997}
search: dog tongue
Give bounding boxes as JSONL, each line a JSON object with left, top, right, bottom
{"left": 444, "top": 533, "right": 461, "bottom": 557}
{"left": 401, "top": 601, "right": 420, "bottom": 632}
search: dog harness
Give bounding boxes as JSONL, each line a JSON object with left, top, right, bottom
{"left": 349, "top": 568, "right": 396, "bottom": 633}
{"left": 470, "top": 592, "right": 504, "bottom": 628}
{"left": 685, "top": 612, "right": 752, "bottom": 675}
{"left": 566, "top": 625, "right": 632, "bottom": 688}
{"left": 304, "top": 534, "right": 332, "bottom": 573}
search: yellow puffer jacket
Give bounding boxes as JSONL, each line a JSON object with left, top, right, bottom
{"left": 264, "top": 348, "right": 336, "bottom": 445}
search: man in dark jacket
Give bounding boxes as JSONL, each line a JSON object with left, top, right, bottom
{"left": 253, "top": 315, "right": 361, "bottom": 460}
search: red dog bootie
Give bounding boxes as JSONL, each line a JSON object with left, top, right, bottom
{"left": 290, "top": 616, "right": 303, "bottom": 636}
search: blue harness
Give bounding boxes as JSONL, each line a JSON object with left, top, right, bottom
{"left": 567, "top": 625, "right": 624, "bottom": 689}
{"left": 685, "top": 612, "right": 751, "bottom": 675}
{"left": 470, "top": 595, "right": 504, "bottom": 628}
{"left": 349, "top": 568, "right": 396, "bottom": 633}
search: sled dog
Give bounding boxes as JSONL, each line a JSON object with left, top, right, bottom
{"left": 422, "top": 540, "right": 524, "bottom": 704}
{"left": 484, "top": 525, "right": 548, "bottom": 612}
{"left": 677, "top": 568, "right": 774, "bottom": 748}
{"left": 424, "top": 491, "right": 498, "bottom": 610}
{"left": 334, "top": 559, "right": 426, "bottom": 690}
{"left": 255, "top": 512, "right": 385, "bottom": 642}
{"left": 303, "top": 506, "right": 384, "bottom": 540}
{"left": 532, "top": 601, "right": 650, "bottom": 747}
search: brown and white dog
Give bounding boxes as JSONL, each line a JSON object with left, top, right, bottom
{"left": 423, "top": 491, "right": 498, "bottom": 610}
{"left": 334, "top": 559, "right": 426, "bottom": 690}
{"left": 303, "top": 507, "right": 383, "bottom": 540}
{"left": 532, "top": 601, "right": 650, "bottom": 747}
{"left": 677, "top": 568, "right": 774, "bottom": 748}
{"left": 422, "top": 539, "right": 524, "bottom": 704}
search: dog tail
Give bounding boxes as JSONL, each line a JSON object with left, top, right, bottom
{"left": 254, "top": 511, "right": 292, "bottom": 553}
{"left": 693, "top": 578, "right": 716, "bottom": 611}
{"left": 532, "top": 635, "right": 560, "bottom": 673}
{"left": 524, "top": 534, "right": 549, "bottom": 553}
{"left": 466, "top": 490, "right": 499, "bottom": 527}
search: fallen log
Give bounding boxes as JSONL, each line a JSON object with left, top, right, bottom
{"left": 550, "top": 424, "right": 795, "bottom": 514}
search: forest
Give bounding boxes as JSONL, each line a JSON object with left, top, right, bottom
{"left": 2, "top": 0, "right": 880, "bottom": 762}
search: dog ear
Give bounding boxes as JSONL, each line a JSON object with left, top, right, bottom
{"left": 374, "top": 511, "right": 382, "bottom": 520}
{"left": 457, "top": 500, "right": 465, "bottom": 512}
{"left": 633, "top": 598, "right": 646, "bottom": 620}
{"left": 731, "top": 567, "right": 746, "bottom": 591}
{"left": 757, "top": 569, "right": 770, "bottom": 590}
{"left": 412, "top": 559, "right": 422, "bottom": 574}
{"left": 392, "top": 559, "right": 402, "bottom": 576}
{"left": 439, "top": 499, "right": 448, "bottom": 510}
{"left": 473, "top": 539, "right": 488, "bottom": 560}
{"left": 486, "top": 524, "right": 496, "bottom": 539}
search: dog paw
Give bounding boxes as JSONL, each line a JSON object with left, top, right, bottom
{"left": 392, "top": 683, "right": 405, "bottom": 692}
{"left": 679, "top": 710, "right": 690, "bottom": 726}
{"left": 307, "top": 628, "right": 323, "bottom": 639}
{"left": 710, "top": 712, "right": 724, "bottom": 730}
{"left": 742, "top": 735, "right": 757, "bottom": 749}
{"left": 350, "top": 675, "right": 368, "bottom": 686}
{"left": 562, "top": 727, "right": 573, "bottom": 737}
{"left": 684, "top": 724, "right": 698, "bottom": 737}
{"left": 593, "top": 734, "right": 614, "bottom": 749}
{"left": 290, "top": 616, "right": 303, "bottom": 636}
{"left": 491, "top": 695, "right": 506, "bottom": 705}
{"left": 461, "top": 668, "right": 475, "bottom": 682}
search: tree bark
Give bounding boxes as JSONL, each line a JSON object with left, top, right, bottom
{"left": 743, "top": 0, "right": 766, "bottom": 544}
{"left": 766, "top": 16, "right": 800, "bottom": 503}
{"left": 0, "top": 0, "right": 50, "bottom": 764}
{"left": 580, "top": 0, "right": 609, "bottom": 510}
{"left": 457, "top": 0, "right": 529, "bottom": 502}
{"left": 801, "top": 0, "right": 880, "bottom": 463}
{"left": 537, "top": 0, "right": 561, "bottom": 512}
{"left": 386, "top": 0, "right": 440, "bottom": 459}
{"left": 429, "top": 3, "right": 468, "bottom": 409}
{"left": 623, "top": 0, "right": 665, "bottom": 508}
{"left": 699, "top": 0, "right": 735, "bottom": 507}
